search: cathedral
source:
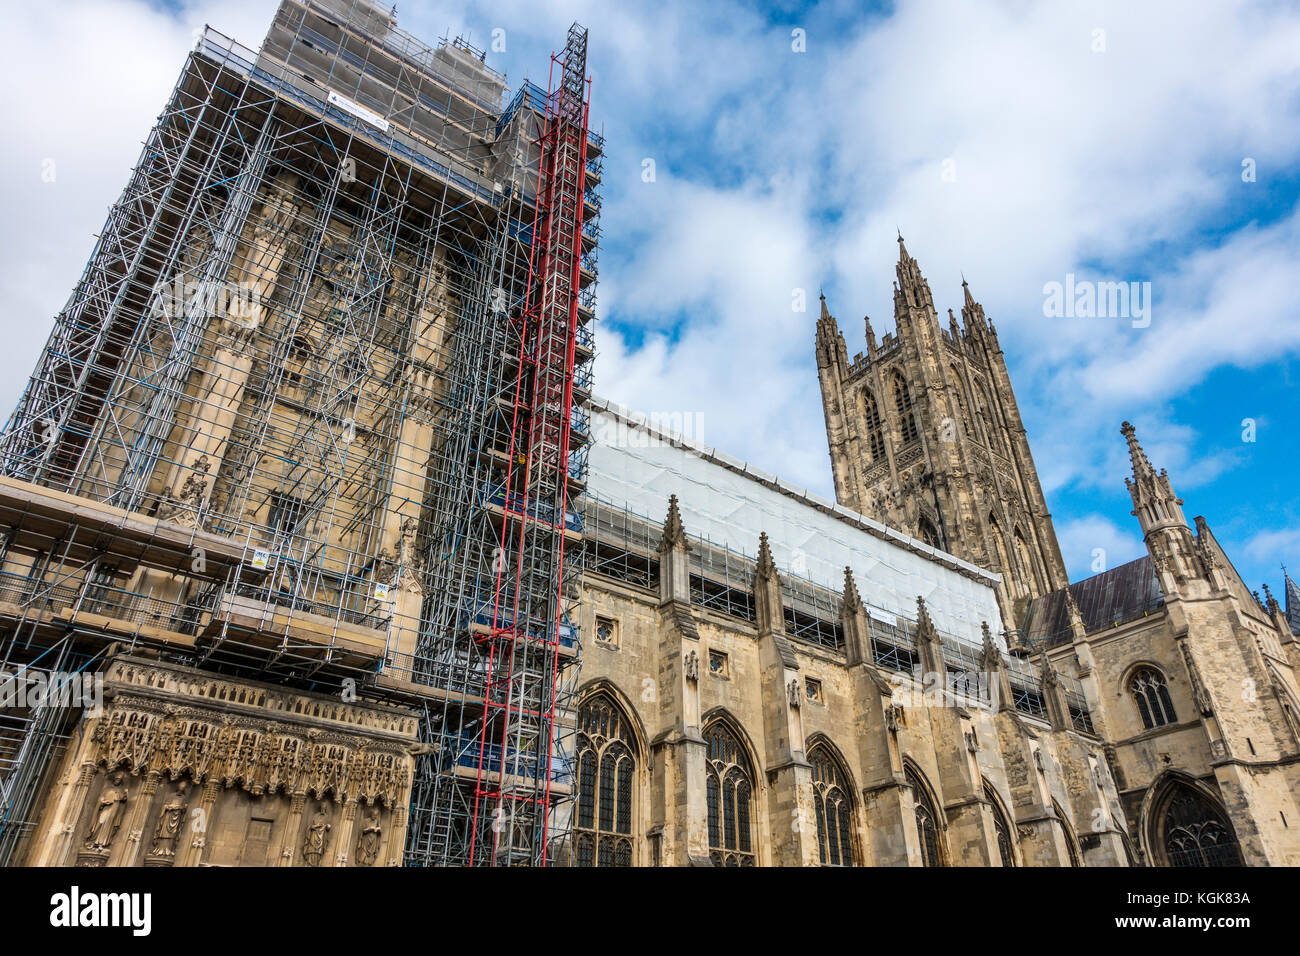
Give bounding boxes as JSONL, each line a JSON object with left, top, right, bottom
{"left": 1, "top": 0, "right": 1298, "bottom": 869}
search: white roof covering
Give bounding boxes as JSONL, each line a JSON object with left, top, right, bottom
{"left": 585, "top": 397, "right": 1005, "bottom": 647}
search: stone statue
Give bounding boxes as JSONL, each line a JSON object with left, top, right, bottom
{"left": 356, "top": 807, "right": 383, "bottom": 866}
{"left": 149, "top": 778, "right": 191, "bottom": 858}
{"left": 85, "top": 771, "right": 129, "bottom": 852}
{"left": 302, "top": 804, "right": 332, "bottom": 866}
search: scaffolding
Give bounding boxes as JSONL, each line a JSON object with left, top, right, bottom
{"left": 0, "top": 0, "right": 600, "bottom": 866}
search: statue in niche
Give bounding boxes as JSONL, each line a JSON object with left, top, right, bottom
{"left": 302, "top": 803, "right": 332, "bottom": 867}
{"left": 356, "top": 808, "right": 383, "bottom": 866}
{"left": 85, "top": 772, "right": 129, "bottom": 852}
{"left": 149, "top": 778, "right": 191, "bottom": 858}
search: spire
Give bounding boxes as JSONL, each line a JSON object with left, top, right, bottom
{"left": 1064, "top": 587, "right": 1085, "bottom": 638}
{"left": 1122, "top": 420, "right": 1185, "bottom": 527}
{"left": 657, "top": 494, "right": 691, "bottom": 604}
{"left": 959, "top": 274, "right": 988, "bottom": 332}
{"left": 752, "top": 532, "right": 784, "bottom": 636}
{"left": 1120, "top": 421, "right": 1154, "bottom": 479}
{"left": 658, "top": 494, "right": 688, "bottom": 552}
{"left": 1262, "top": 582, "right": 1279, "bottom": 614}
{"left": 1285, "top": 570, "right": 1300, "bottom": 636}
{"left": 841, "top": 566, "right": 870, "bottom": 667}
{"left": 979, "top": 621, "right": 1000, "bottom": 670}
{"left": 814, "top": 290, "right": 847, "bottom": 371}
{"left": 842, "top": 565, "right": 862, "bottom": 613}
{"left": 915, "top": 594, "right": 943, "bottom": 677}
{"left": 755, "top": 531, "right": 777, "bottom": 581}
{"left": 1039, "top": 648, "right": 1059, "bottom": 688}
{"left": 863, "top": 314, "right": 877, "bottom": 354}
{"left": 915, "top": 594, "right": 935, "bottom": 635}
{"left": 1122, "top": 421, "right": 1201, "bottom": 592}
{"left": 947, "top": 307, "right": 960, "bottom": 340}
{"left": 894, "top": 232, "right": 934, "bottom": 314}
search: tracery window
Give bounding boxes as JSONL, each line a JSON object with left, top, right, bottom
{"left": 705, "top": 720, "right": 755, "bottom": 866}
{"left": 892, "top": 373, "right": 919, "bottom": 444}
{"left": 985, "top": 783, "right": 1016, "bottom": 867}
{"left": 906, "top": 766, "right": 943, "bottom": 866}
{"left": 950, "top": 367, "right": 974, "bottom": 438}
{"left": 1130, "top": 667, "right": 1177, "bottom": 729}
{"left": 1013, "top": 527, "right": 1040, "bottom": 592}
{"left": 809, "top": 743, "right": 855, "bottom": 866}
{"left": 977, "top": 382, "right": 1002, "bottom": 454}
{"left": 862, "top": 388, "right": 887, "bottom": 462}
{"left": 1159, "top": 784, "right": 1243, "bottom": 867}
{"left": 574, "top": 694, "right": 637, "bottom": 867}
{"left": 989, "top": 514, "right": 1013, "bottom": 580}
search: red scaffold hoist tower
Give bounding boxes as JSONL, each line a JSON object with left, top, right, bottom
{"left": 471, "top": 23, "right": 591, "bottom": 866}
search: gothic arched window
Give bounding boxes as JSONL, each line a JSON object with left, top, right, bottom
{"left": 1157, "top": 782, "right": 1242, "bottom": 867}
{"left": 892, "top": 373, "right": 919, "bottom": 444}
{"left": 1054, "top": 799, "right": 1083, "bottom": 867}
{"left": 918, "top": 517, "right": 941, "bottom": 550}
{"left": 862, "top": 388, "right": 886, "bottom": 462}
{"left": 906, "top": 766, "right": 944, "bottom": 866}
{"left": 574, "top": 694, "right": 637, "bottom": 866}
{"left": 950, "top": 367, "right": 973, "bottom": 438}
{"left": 809, "top": 742, "right": 856, "bottom": 866}
{"left": 985, "top": 783, "right": 1016, "bottom": 867}
{"left": 1130, "top": 667, "right": 1177, "bottom": 730}
{"left": 1013, "top": 526, "right": 1040, "bottom": 593}
{"left": 988, "top": 514, "right": 1013, "bottom": 580}
{"left": 704, "top": 720, "right": 756, "bottom": 866}
{"left": 977, "top": 382, "right": 1002, "bottom": 454}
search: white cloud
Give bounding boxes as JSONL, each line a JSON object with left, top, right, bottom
{"left": 1055, "top": 514, "right": 1146, "bottom": 581}
{"left": 2, "top": 0, "right": 1298, "bottom": 574}
{"left": 1242, "top": 527, "right": 1300, "bottom": 567}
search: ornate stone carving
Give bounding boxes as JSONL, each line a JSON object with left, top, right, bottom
{"left": 147, "top": 778, "right": 191, "bottom": 862}
{"left": 302, "top": 804, "right": 332, "bottom": 867}
{"left": 356, "top": 807, "right": 383, "bottom": 866}
{"left": 683, "top": 649, "right": 699, "bottom": 682}
{"left": 158, "top": 455, "right": 211, "bottom": 527}
{"left": 885, "top": 704, "right": 906, "bottom": 732}
{"left": 84, "top": 771, "right": 129, "bottom": 853}
{"left": 788, "top": 677, "right": 802, "bottom": 709}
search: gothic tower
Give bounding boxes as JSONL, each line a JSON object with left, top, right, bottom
{"left": 815, "top": 236, "right": 1068, "bottom": 634}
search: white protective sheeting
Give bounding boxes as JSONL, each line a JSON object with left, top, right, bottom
{"left": 585, "top": 398, "right": 1004, "bottom": 648}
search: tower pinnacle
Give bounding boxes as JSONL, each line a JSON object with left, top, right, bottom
{"left": 1120, "top": 421, "right": 1155, "bottom": 479}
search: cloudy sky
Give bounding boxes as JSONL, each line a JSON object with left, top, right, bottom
{"left": 3, "top": 0, "right": 1299, "bottom": 598}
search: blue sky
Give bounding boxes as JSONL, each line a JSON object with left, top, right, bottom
{"left": 2, "top": 0, "right": 1298, "bottom": 599}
